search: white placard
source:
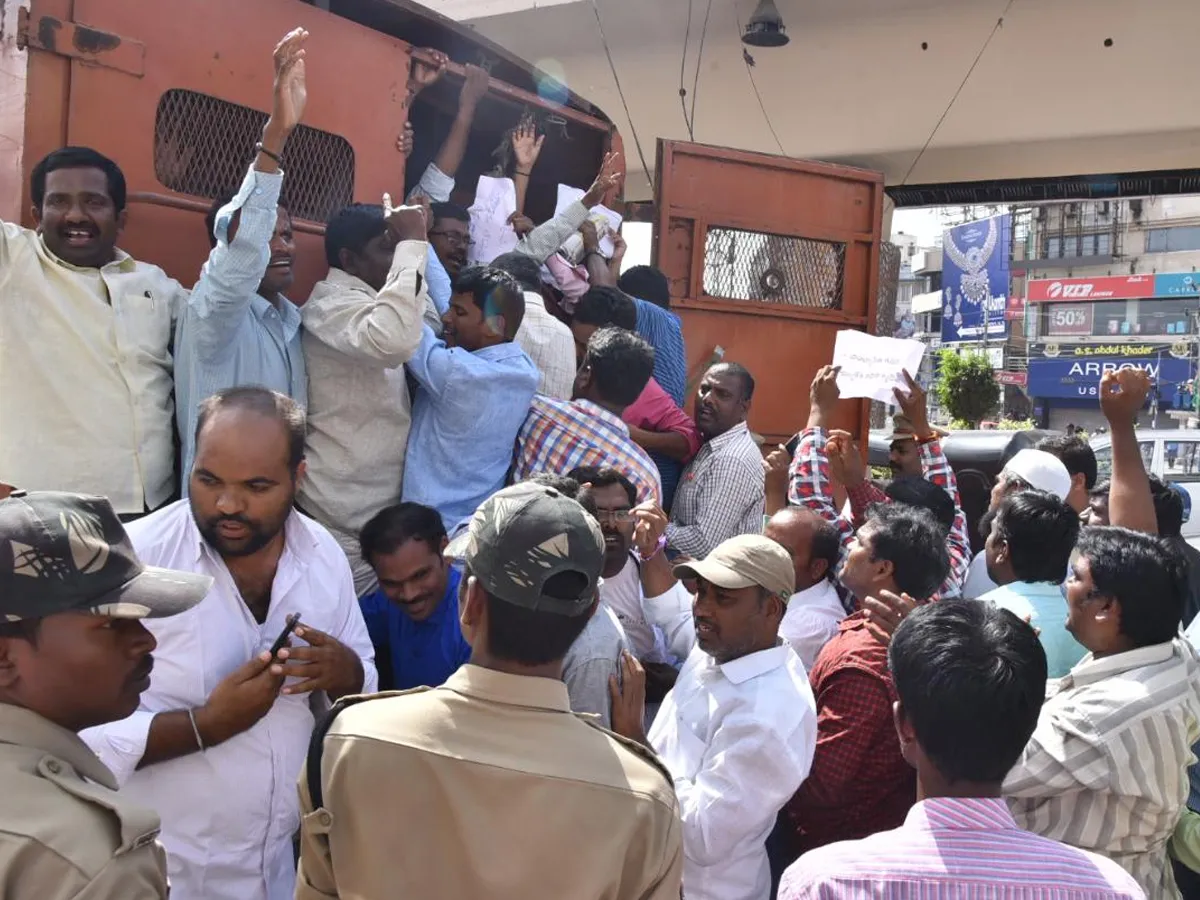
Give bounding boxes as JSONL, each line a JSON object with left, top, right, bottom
{"left": 467, "top": 176, "right": 518, "bottom": 265}
{"left": 831, "top": 330, "right": 926, "bottom": 403}
{"left": 555, "top": 184, "right": 623, "bottom": 257}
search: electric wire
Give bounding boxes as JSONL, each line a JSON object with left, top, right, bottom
{"left": 689, "top": 0, "right": 715, "bottom": 136}
{"left": 680, "top": 0, "right": 695, "bottom": 140}
{"left": 588, "top": 0, "right": 654, "bottom": 191}
{"left": 734, "top": 5, "right": 787, "bottom": 157}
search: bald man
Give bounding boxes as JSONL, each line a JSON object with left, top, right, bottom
{"left": 765, "top": 508, "right": 846, "bottom": 671}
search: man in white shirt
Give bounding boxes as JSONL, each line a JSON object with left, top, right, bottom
{"left": 492, "top": 251, "right": 576, "bottom": 400}
{"left": 82, "top": 386, "right": 378, "bottom": 900}
{"left": 764, "top": 507, "right": 845, "bottom": 672}
{"left": 0, "top": 145, "right": 188, "bottom": 515}
{"left": 610, "top": 521, "right": 817, "bottom": 900}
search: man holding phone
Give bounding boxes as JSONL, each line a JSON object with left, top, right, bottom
{"left": 81, "top": 387, "right": 377, "bottom": 900}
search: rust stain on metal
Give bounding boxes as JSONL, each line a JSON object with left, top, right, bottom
{"left": 73, "top": 25, "right": 121, "bottom": 55}
{"left": 36, "top": 15, "right": 62, "bottom": 53}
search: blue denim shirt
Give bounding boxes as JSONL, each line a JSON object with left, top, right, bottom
{"left": 402, "top": 327, "right": 539, "bottom": 532}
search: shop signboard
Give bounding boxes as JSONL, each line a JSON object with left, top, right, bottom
{"left": 1026, "top": 341, "right": 1193, "bottom": 399}
{"left": 1044, "top": 304, "right": 1094, "bottom": 336}
{"left": 940, "top": 215, "right": 1010, "bottom": 343}
{"left": 1027, "top": 274, "right": 1155, "bottom": 303}
{"left": 995, "top": 371, "right": 1028, "bottom": 387}
{"left": 1154, "top": 272, "right": 1200, "bottom": 298}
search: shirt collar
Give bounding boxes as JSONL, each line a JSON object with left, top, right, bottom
{"left": 250, "top": 293, "right": 302, "bottom": 341}
{"left": 789, "top": 579, "right": 842, "bottom": 608}
{"left": 323, "top": 266, "right": 375, "bottom": 293}
{"left": 442, "top": 664, "right": 572, "bottom": 712}
{"left": 705, "top": 420, "right": 750, "bottom": 449}
{"left": 1065, "top": 638, "right": 1180, "bottom": 688}
{"left": 0, "top": 704, "right": 118, "bottom": 789}
{"left": 905, "top": 796, "right": 1018, "bottom": 832}
{"left": 188, "top": 507, "right": 317, "bottom": 570}
{"left": 715, "top": 642, "right": 791, "bottom": 685}
{"left": 40, "top": 235, "right": 136, "bottom": 274}
{"left": 572, "top": 400, "right": 630, "bottom": 435}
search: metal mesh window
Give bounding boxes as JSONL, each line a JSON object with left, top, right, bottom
{"left": 702, "top": 227, "right": 845, "bottom": 309}
{"left": 153, "top": 89, "right": 354, "bottom": 223}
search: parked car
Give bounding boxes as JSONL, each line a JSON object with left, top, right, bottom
{"left": 1090, "top": 429, "right": 1200, "bottom": 548}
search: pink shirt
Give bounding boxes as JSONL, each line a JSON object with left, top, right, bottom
{"left": 779, "top": 797, "right": 1143, "bottom": 900}
{"left": 621, "top": 377, "right": 701, "bottom": 463}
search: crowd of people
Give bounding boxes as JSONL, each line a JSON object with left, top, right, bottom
{"left": 3, "top": 24, "right": 1200, "bottom": 900}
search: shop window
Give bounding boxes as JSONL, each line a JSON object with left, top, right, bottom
{"left": 1146, "top": 226, "right": 1200, "bottom": 254}
{"left": 154, "top": 89, "right": 355, "bottom": 223}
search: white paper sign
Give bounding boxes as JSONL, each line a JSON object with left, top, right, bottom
{"left": 467, "top": 176, "right": 518, "bottom": 265}
{"left": 555, "top": 184, "right": 623, "bottom": 257}
{"left": 831, "top": 330, "right": 926, "bottom": 403}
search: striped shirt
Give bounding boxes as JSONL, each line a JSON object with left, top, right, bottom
{"left": 779, "top": 796, "right": 1144, "bottom": 899}
{"left": 1004, "top": 638, "right": 1200, "bottom": 898}
{"left": 667, "top": 422, "right": 765, "bottom": 559}
{"left": 513, "top": 397, "right": 663, "bottom": 505}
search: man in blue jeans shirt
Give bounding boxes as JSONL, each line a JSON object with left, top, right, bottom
{"left": 358, "top": 503, "right": 470, "bottom": 690}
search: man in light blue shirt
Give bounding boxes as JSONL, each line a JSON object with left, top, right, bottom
{"left": 402, "top": 266, "right": 539, "bottom": 532}
{"left": 174, "top": 30, "right": 310, "bottom": 485}
{"left": 978, "top": 490, "right": 1085, "bottom": 677}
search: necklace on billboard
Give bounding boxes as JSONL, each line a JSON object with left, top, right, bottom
{"left": 943, "top": 218, "right": 999, "bottom": 329}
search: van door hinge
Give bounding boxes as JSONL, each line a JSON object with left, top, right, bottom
{"left": 17, "top": 7, "right": 145, "bottom": 77}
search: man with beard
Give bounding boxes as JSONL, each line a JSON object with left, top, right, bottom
{"left": 0, "top": 491, "right": 212, "bottom": 900}
{"left": 175, "top": 29, "right": 310, "bottom": 484}
{"left": 667, "top": 363, "right": 765, "bottom": 558}
{"left": 81, "top": 386, "right": 377, "bottom": 900}
{"left": 358, "top": 502, "right": 469, "bottom": 690}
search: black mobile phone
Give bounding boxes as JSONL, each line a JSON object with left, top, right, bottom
{"left": 785, "top": 433, "right": 801, "bottom": 457}
{"left": 269, "top": 612, "right": 302, "bottom": 657}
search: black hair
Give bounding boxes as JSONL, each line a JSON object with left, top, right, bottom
{"left": 863, "top": 503, "right": 950, "bottom": 601}
{"left": 1089, "top": 479, "right": 1111, "bottom": 503}
{"left": 709, "top": 362, "right": 756, "bottom": 402}
{"left": 31, "top": 146, "right": 126, "bottom": 213}
{"left": 1037, "top": 434, "right": 1098, "bottom": 490}
{"left": 0, "top": 618, "right": 41, "bottom": 645}
{"left": 617, "top": 265, "right": 671, "bottom": 309}
{"left": 885, "top": 476, "right": 956, "bottom": 534}
{"left": 889, "top": 600, "right": 1047, "bottom": 783}
{"left": 582, "top": 327, "right": 655, "bottom": 408}
{"left": 452, "top": 265, "right": 526, "bottom": 340}
{"left": 491, "top": 251, "right": 544, "bottom": 294}
{"left": 525, "top": 473, "right": 581, "bottom": 499}
{"left": 574, "top": 286, "right": 638, "bottom": 331}
{"left": 431, "top": 201, "right": 470, "bottom": 225}
{"left": 359, "top": 502, "right": 448, "bottom": 564}
{"left": 468, "top": 565, "right": 592, "bottom": 665}
{"left": 572, "top": 466, "right": 637, "bottom": 508}
{"left": 993, "top": 491, "right": 1081, "bottom": 584}
{"left": 809, "top": 516, "right": 843, "bottom": 584}
{"left": 1149, "top": 475, "right": 1185, "bottom": 539}
{"left": 195, "top": 387, "right": 306, "bottom": 474}
{"left": 204, "top": 189, "right": 291, "bottom": 250}
{"left": 1077, "top": 526, "right": 1188, "bottom": 646}
{"left": 324, "top": 203, "right": 386, "bottom": 269}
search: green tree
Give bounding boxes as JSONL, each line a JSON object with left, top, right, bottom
{"left": 935, "top": 349, "right": 1000, "bottom": 428}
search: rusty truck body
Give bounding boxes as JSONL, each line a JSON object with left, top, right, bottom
{"left": 0, "top": 0, "right": 883, "bottom": 442}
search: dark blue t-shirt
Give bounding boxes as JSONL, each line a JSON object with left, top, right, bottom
{"left": 358, "top": 566, "right": 470, "bottom": 690}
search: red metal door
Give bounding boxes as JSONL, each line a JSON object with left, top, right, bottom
{"left": 654, "top": 140, "right": 884, "bottom": 444}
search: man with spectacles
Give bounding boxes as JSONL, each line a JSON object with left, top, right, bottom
{"left": 428, "top": 203, "right": 472, "bottom": 281}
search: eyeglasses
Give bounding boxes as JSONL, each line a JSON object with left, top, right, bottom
{"left": 594, "top": 509, "right": 634, "bottom": 525}
{"left": 428, "top": 230, "right": 473, "bottom": 249}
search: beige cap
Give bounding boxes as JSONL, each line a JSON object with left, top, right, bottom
{"left": 674, "top": 534, "right": 795, "bottom": 601}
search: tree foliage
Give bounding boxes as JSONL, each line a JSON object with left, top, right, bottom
{"left": 935, "top": 349, "right": 1000, "bottom": 428}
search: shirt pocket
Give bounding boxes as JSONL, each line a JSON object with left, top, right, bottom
{"left": 113, "top": 285, "right": 173, "bottom": 367}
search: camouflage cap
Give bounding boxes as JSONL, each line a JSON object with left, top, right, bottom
{"left": 0, "top": 491, "right": 212, "bottom": 623}
{"left": 444, "top": 482, "right": 604, "bottom": 616}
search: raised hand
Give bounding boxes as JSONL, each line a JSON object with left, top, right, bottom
{"left": 269, "top": 28, "right": 308, "bottom": 137}
{"left": 408, "top": 49, "right": 448, "bottom": 96}
{"left": 582, "top": 151, "right": 623, "bottom": 207}
{"left": 1099, "top": 368, "right": 1152, "bottom": 427}
{"left": 630, "top": 501, "right": 669, "bottom": 560}
{"left": 507, "top": 212, "right": 534, "bottom": 237}
{"left": 863, "top": 590, "right": 917, "bottom": 645}
{"left": 459, "top": 64, "right": 491, "bottom": 112}
{"left": 385, "top": 197, "right": 430, "bottom": 244}
{"left": 827, "top": 429, "right": 866, "bottom": 487}
{"left": 511, "top": 117, "right": 545, "bottom": 172}
{"left": 807, "top": 365, "right": 841, "bottom": 430}
{"left": 892, "top": 370, "right": 931, "bottom": 437}
{"left": 396, "top": 121, "right": 415, "bottom": 159}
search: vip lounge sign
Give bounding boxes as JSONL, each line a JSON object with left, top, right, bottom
{"left": 1027, "top": 275, "right": 1155, "bottom": 303}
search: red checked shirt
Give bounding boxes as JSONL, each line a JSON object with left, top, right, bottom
{"left": 784, "top": 610, "right": 916, "bottom": 855}
{"left": 788, "top": 428, "right": 971, "bottom": 599}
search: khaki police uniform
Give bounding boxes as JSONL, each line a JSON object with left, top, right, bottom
{"left": 0, "top": 704, "right": 168, "bottom": 900}
{"left": 296, "top": 664, "right": 683, "bottom": 899}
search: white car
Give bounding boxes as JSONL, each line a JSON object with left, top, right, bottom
{"left": 1090, "top": 429, "right": 1200, "bottom": 548}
